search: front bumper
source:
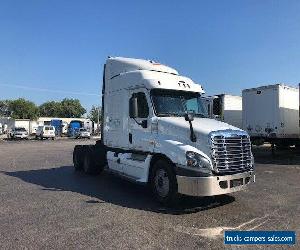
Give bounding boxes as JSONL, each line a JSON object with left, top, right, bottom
{"left": 177, "top": 171, "right": 255, "bottom": 197}
{"left": 14, "top": 134, "right": 28, "bottom": 139}
{"left": 79, "top": 133, "right": 90, "bottom": 137}
{"left": 43, "top": 135, "right": 55, "bottom": 138}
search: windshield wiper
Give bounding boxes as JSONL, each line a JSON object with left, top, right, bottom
{"left": 194, "top": 113, "right": 207, "bottom": 118}
{"left": 157, "top": 113, "right": 184, "bottom": 117}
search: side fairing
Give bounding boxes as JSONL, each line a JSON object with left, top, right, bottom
{"left": 103, "top": 88, "right": 129, "bottom": 149}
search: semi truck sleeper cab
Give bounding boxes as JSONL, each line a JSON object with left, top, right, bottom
{"left": 73, "top": 57, "right": 255, "bottom": 205}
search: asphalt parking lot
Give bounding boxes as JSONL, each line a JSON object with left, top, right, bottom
{"left": 0, "top": 140, "right": 299, "bottom": 249}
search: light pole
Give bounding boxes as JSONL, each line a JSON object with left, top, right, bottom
{"left": 97, "top": 105, "right": 100, "bottom": 136}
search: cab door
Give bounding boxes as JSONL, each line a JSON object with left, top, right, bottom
{"left": 121, "top": 89, "right": 155, "bottom": 180}
{"left": 128, "top": 89, "right": 155, "bottom": 153}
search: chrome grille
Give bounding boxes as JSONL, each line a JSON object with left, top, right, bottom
{"left": 210, "top": 131, "right": 253, "bottom": 175}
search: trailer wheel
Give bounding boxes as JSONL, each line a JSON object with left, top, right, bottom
{"left": 150, "top": 159, "right": 179, "bottom": 206}
{"left": 83, "top": 145, "right": 103, "bottom": 175}
{"left": 73, "top": 145, "right": 84, "bottom": 171}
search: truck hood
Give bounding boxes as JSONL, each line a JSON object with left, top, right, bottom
{"left": 157, "top": 117, "right": 245, "bottom": 156}
{"left": 158, "top": 117, "right": 242, "bottom": 136}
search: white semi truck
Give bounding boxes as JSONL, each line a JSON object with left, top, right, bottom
{"left": 73, "top": 57, "right": 255, "bottom": 205}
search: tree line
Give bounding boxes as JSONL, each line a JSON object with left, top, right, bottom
{"left": 0, "top": 98, "right": 101, "bottom": 122}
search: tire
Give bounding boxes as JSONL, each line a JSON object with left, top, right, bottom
{"left": 149, "top": 159, "right": 179, "bottom": 206}
{"left": 83, "top": 145, "right": 103, "bottom": 175}
{"left": 73, "top": 145, "right": 84, "bottom": 171}
{"left": 94, "top": 143, "right": 107, "bottom": 170}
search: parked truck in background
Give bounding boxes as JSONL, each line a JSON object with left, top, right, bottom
{"left": 73, "top": 57, "right": 255, "bottom": 205}
{"left": 8, "top": 127, "right": 29, "bottom": 140}
{"left": 68, "top": 120, "right": 82, "bottom": 137}
{"left": 36, "top": 125, "right": 55, "bottom": 140}
{"left": 243, "top": 84, "right": 299, "bottom": 147}
{"left": 74, "top": 128, "right": 91, "bottom": 139}
{"left": 51, "top": 119, "right": 63, "bottom": 137}
{"left": 202, "top": 94, "right": 243, "bottom": 129}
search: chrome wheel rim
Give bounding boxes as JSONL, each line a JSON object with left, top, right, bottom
{"left": 154, "top": 169, "right": 170, "bottom": 198}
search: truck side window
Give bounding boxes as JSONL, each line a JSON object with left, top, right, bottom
{"left": 130, "top": 92, "right": 149, "bottom": 118}
{"left": 213, "top": 97, "right": 221, "bottom": 116}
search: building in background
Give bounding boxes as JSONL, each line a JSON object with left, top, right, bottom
{"left": 0, "top": 117, "right": 95, "bottom": 136}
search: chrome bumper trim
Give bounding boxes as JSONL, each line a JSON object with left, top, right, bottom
{"left": 176, "top": 171, "right": 255, "bottom": 197}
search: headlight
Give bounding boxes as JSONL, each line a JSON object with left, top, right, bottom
{"left": 186, "top": 151, "right": 212, "bottom": 171}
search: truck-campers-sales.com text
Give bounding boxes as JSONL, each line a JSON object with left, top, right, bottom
{"left": 225, "top": 235, "right": 294, "bottom": 244}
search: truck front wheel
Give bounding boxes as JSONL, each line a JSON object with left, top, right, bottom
{"left": 150, "top": 160, "right": 179, "bottom": 206}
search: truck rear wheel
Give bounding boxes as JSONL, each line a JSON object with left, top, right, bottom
{"left": 150, "top": 159, "right": 179, "bottom": 206}
{"left": 73, "top": 145, "right": 84, "bottom": 171}
{"left": 83, "top": 145, "right": 104, "bottom": 175}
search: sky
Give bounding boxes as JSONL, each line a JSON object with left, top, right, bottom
{"left": 1, "top": 0, "right": 300, "bottom": 112}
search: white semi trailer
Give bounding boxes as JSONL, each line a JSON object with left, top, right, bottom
{"left": 243, "top": 84, "right": 300, "bottom": 147}
{"left": 202, "top": 94, "right": 243, "bottom": 129}
{"left": 73, "top": 57, "right": 255, "bottom": 205}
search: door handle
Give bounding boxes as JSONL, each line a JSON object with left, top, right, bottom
{"left": 129, "top": 133, "right": 132, "bottom": 144}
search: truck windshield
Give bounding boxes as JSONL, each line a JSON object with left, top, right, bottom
{"left": 151, "top": 89, "right": 207, "bottom": 117}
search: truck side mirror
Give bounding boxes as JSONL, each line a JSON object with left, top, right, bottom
{"left": 141, "top": 120, "right": 147, "bottom": 128}
{"left": 184, "top": 112, "right": 196, "bottom": 142}
{"left": 129, "top": 97, "right": 138, "bottom": 118}
{"left": 185, "top": 112, "right": 194, "bottom": 122}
